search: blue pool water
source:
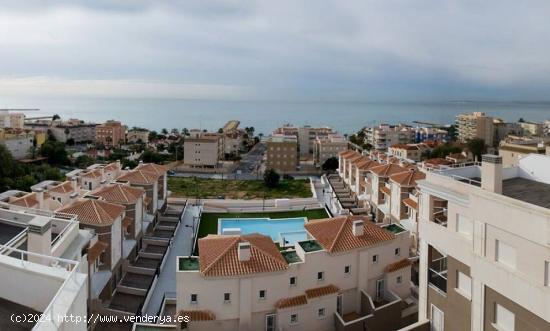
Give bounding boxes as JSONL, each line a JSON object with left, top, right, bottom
{"left": 218, "top": 217, "right": 307, "bottom": 246}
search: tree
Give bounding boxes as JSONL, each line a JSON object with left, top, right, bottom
{"left": 74, "top": 155, "right": 95, "bottom": 168}
{"left": 217, "top": 128, "right": 224, "bottom": 134}
{"left": 161, "top": 128, "right": 168, "bottom": 135}
{"left": 263, "top": 169, "right": 280, "bottom": 188}
{"left": 466, "top": 138, "right": 487, "bottom": 161}
{"left": 518, "top": 117, "right": 525, "bottom": 123}
{"left": 39, "top": 140, "right": 70, "bottom": 165}
{"left": 181, "top": 128, "right": 189, "bottom": 136}
{"left": 52, "top": 114, "right": 61, "bottom": 121}
{"left": 171, "top": 128, "right": 179, "bottom": 135}
{"left": 0, "top": 144, "right": 16, "bottom": 191}
{"left": 149, "top": 130, "right": 158, "bottom": 141}
{"left": 322, "top": 157, "right": 339, "bottom": 172}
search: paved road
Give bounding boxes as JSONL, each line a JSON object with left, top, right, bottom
{"left": 233, "top": 142, "right": 266, "bottom": 178}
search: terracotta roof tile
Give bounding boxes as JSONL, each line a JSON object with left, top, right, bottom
{"left": 198, "top": 233, "right": 288, "bottom": 277}
{"left": 370, "top": 163, "right": 407, "bottom": 177}
{"left": 135, "top": 163, "right": 168, "bottom": 177}
{"left": 122, "top": 216, "right": 132, "bottom": 229}
{"left": 48, "top": 181, "right": 74, "bottom": 194}
{"left": 357, "top": 159, "right": 380, "bottom": 171}
{"left": 58, "top": 199, "right": 125, "bottom": 226}
{"left": 176, "top": 310, "right": 215, "bottom": 321}
{"left": 351, "top": 155, "right": 370, "bottom": 165}
{"left": 305, "top": 284, "right": 340, "bottom": 299}
{"left": 275, "top": 295, "right": 308, "bottom": 309}
{"left": 117, "top": 170, "right": 158, "bottom": 185}
{"left": 10, "top": 192, "right": 39, "bottom": 208}
{"left": 304, "top": 216, "right": 395, "bottom": 253}
{"left": 385, "top": 258, "right": 412, "bottom": 273}
{"left": 339, "top": 150, "right": 356, "bottom": 158}
{"left": 103, "top": 162, "right": 120, "bottom": 172}
{"left": 403, "top": 198, "right": 418, "bottom": 210}
{"left": 81, "top": 169, "right": 102, "bottom": 179}
{"left": 87, "top": 241, "right": 108, "bottom": 264}
{"left": 91, "top": 184, "right": 144, "bottom": 204}
{"left": 380, "top": 186, "right": 391, "bottom": 195}
{"left": 390, "top": 170, "right": 426, "bottom": 187}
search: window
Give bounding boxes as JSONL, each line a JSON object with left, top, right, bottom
{"left": 259, "top": 290, "right": 266, "bottom": 300}
{"left": 495, "top": 240, "right": 516, "bottom": 269}
{"left": 190, "top": 294, "right": 198, "bottom": 304}
{"left": 317, "top": 271, "right": 324, "bottom": 281}
{"left": 494, "top": 303, "right": 515, "bottom": 331}
{"left": 396, "top": 276, "right": 403, "bottom": 285}
{"left": 545, "top": 261, "right": 549, "bottom": 287}
{"left": 456, "top": 271, "right": 472, "bottom": 300}
{"left": 290, "top": 314, "right": 298, "bottom": 325}
{"left": 265, "top": 314, "right": 276, "bottom": 331}
{"left": 456, "top": 214, "right": 473, "bottom": 237}
{"left": 289, "top": 276, "right": 297, "bottom": 286}
{"left": 224, "top": 292, "right": 231, "bottom": 303}
{"left": 344, "top": 265, "right": 351, "bottom": 275}
{"left": 372, "top": 254, "right": 379, "bottom": 264}
{"left": 317, "top": 308, "right": 326, "bottom": 319}
{"left": 394, "top": 248, "right": 401, "bottom": 256}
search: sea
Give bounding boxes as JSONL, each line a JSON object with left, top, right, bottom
{"left": 3, "top": 97, "right": 550, "bottom": 135}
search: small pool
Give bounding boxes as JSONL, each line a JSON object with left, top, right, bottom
{"left": 218, "top": 217, "right": 308, "bottom": 246}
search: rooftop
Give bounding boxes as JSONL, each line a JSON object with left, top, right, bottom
{"left": 298, "top": 239, "right": 323, "bottom": 252}
{"left": 178, "top": 257, "right": 200, "bottom": 271}
{"left": 502, "top": 177, "right": 550, "bottom": 209}
{"left": 281, "top": 250, "right": 302, "bottom": 264}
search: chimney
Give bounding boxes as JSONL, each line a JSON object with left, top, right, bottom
{"left": 116, "top": 159, "right": 121, "bottom": 170}
{"left": 481, "top": 154, "right": 503, "bottom": 194}
{"left": 352, "top": 220, "right": 364, "bottom": 236}
{"left": 33, "top": 187, "right": 44, "bottom": 210}
{"left": 27, "top": 217, "right": 52, "bottom": 265}
{"left": 238, "top": 242, "right": 251, "bottom": 261}
{"left": 100, "top": 167, "right": 105, "bottom": 183}
{"left": 71, "top": 177, "right": 79, "bottom": 194}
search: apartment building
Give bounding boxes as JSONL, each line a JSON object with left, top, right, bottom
{"left": 388, "top": 143, "right": 434, "bottom": 163}
{"left": 221, "top": 120, "right": 245, "bottom": 157}
{"left": 544, "top": 120, "right": 550, "bottom": 136}
{"left": 96, "top": 120, "right": 125, "bottom": 147}
{"left": 0, "top": 127, "right": 45, "bottom": 159}
{"left": 498, "top": 136, "right": 549, "bottom": 167}
{"left": 266, "top": 134, "right": 298, "bottom": 173}
{"left": 518, "top": 121, "right": 543, "bottom": 136}
{"left": 273, "top": 125, "right": 334, "bottom": 158}
{"left": 177, "top": 216, "right": 415, "bottom": 331}
{"left": 364, "top": 124, "right": 415, "bottom": 151}
{"left": 0, "top": 205, "right": 92, "bottom": 331}
{"left": 183, "top": 130, "right": 223, "bottom": 167}
{"left": 0, "top": 111, "right": 25, "bottom": 128}
{"left": 90, "top": 183, "right": 146, "bottom": 259}
{"left": 127, "top": 128, "right": 150, "bottom": 144}
{"left": 25, "top": 118, "right": 97, "bottom": 144}
{"left": 414, "top": 154, "right": 550, "bottom": 331}
{"left": 59, "top": 199, "right": 126, "bottom": 300}
{"left": 117, "top": 162, "right": 167, "bottom": 215}
{"left": 313, "top": 134, "right": 348, "bottom": 167}
{"left": 414, "top": 127, "right": 448, "bottom": 143}
{"left": 456, "top": 112, "right": 494, "bottom": 144}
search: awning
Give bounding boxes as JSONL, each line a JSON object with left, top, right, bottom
{"left": 403, "top": 198, "right": 418, "bottom": 210}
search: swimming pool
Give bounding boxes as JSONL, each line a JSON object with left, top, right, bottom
{"left": 218, "top": 217, "right": 308, "bottom": 246}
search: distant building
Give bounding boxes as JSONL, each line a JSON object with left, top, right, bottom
{"left": 364, "top": 124, "right": 415, "bottom": 151}
{"left": 0, "top": 112, "right": 25, "bottom": 128}
{"left": 183, "top": 130, "right": 223, "bottom": 168}
{"left": 266, "top": 134, "right": 298, "bottom": 173}
{"left": 0, "top": 128, "right": 44, "bottom": 159}
{"left": 413, "top": 127, "right": 448, "bottom": 143}
{"left": 96, "top": 120, "right": 124, "bottom": 147}
{"left": 273, "top": 125, "right": 334, "bottom": 158}
{"left": 313, "top": 134, "right": 348, "bottom": 167}
{"left": 498, "top": 136, "right": 550, "bottom": 167}
{"left": 26, "top": 118, "right": 97, "bottom": 144}
{"left": 126, "top": 128, "right": 150, "bottom": 144}
{"left": 456, "top": 112, "right": 494, "bottom": 144}
{"left": 388, "top": 143, "right": 435, "bottom": 163}
{"left": 221, "top": 120, "right": 245, "bottom": 157}
{"left": 519, "top": 121, "right": 543, "bottom": 136}
{"left": 544, "top": 120, "right": 550, "bottom": 136}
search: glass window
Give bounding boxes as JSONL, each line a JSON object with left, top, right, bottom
{"left": 344, "top": 265, "right": 351, "bottom": 274}
{"left": 317, "top": 308, "right": 326, "bottom": 318}
{"left": 395, "top": 248, "right": 401, "bottom": 256}
{"left": 190, "top": 294, "right": 198, "bottom": 304}
{"left": 290, "top": 276, "right": 297, "bottom": 286}
{"left": 372, "top": 254, "right": 379, "bottom": 264}
{"left": 224, "top": 293, "right": 231, "bottom": 303}
{"left": 496, "top": 240, "right": 516, "bottom": 269}
{"left": 317, "top": 271, "right": 324, "bottom": 281}
{"left": 259, "top": 290, "right": 266, "bottom": 300}
{"left": 495, "top": 303, "right": 515, "bottom": 331}
{"left": 290, "top": 314, "right": 298, "bottom": 325}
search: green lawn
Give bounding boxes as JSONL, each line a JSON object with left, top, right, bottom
{"left": 193, "top": 209, "right": 329, "bottom": 254}
{"left": 168, "top": 177, "right": 312, "bottom": 199}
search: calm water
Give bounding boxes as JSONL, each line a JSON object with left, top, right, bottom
{"left": 2, "top": 97, "right": 550, "bottom": 134}
{"left": 219, "top": 217, "right": 307, "bottom": 245}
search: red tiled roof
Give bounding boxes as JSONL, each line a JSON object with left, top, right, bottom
{"left": 48, "top": 181, "right": 74, "bottom": 194}
{"left": 351, "top": 155, "right": 370, "bottom": 165}
{"left": 390, "top": 170, "right": 426, "bottom": 187}
{"left": 390, "top": 144, "right": 419, "bottom": 151}
{"left": 357, "top": 159, "right": 380, "bottom": 171}
{"left": 92, "top": 184, "right": 144, "bottom": 204}
{"left": 370, "top": 163, "right": 407, "bottom": 177}
{"left": 424, "top": 158, "right": 452, "bottom": 166}
{"left": 339, "top": 150, "right": 356, "bottom": 158}
{"left": 87, "top": 241, "right": 108, "bottom": 264}
{"left": 10, "top": 192, "right": 39, "bottom": 208}
{"left": 81, "top": 169, "right": 102, "bottom": 179}
{"left": 275, "top": 295, "right": 308, "bottom": 309}
{"left": 117, "top": 170, "right": 158, "bottom": 185}
{"left": 198, "top": 233, "right": 288, "bottom": 277}
{"left": 380, "top": 186, "right": 391, "bottom": 195}
{"left": 122, "top": 216, "right": 132, "bottom": 229}
{"left": 135, "top": 163, "right": 168, "bottom": 177}
{"left": 304, "top": 216, "right": 395, "bottom": 253}
{"left": 403, "top": 198, "right": 418, "bottom": 210}
{"left": 58, "top": 199, "right": 125, "bottom": 226}
{"left": 176, "top": 310, "right": 215, "bottom": 321}
{"left": 305, "top": 284, "right": 340, "bottom": 299}
{"left": 385, "top": 258, "right": 412, "bottom": 273}
{"left": 103, "top": 162, "right": 120, "bottom": 172}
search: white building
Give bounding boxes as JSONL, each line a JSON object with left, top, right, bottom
{"left": 364, "top": 124, "right": 415, "bottom": 151}
{"left": 183, "top": 130, "right": 222, "bottom": 167}
{"left": 176, "top": 216, "right": 416, "bottom": 331}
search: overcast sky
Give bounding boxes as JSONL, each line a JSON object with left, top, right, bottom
{"left": 1, "top": 0, "right": 549, "bottom": 102}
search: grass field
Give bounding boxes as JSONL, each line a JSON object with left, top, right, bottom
{"left": 168, "top": 177, "right": 312, "bottom": 199}
{"left": 193, "top": 209, "right": 329, "bottom": 254}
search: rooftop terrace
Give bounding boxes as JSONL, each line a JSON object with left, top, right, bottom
{"left": 298, "top": 240, "right": 323, "bottom": 252}
{"left": 502, "top": 177, "right": 550, "bottom": 209}
{"left": 178, "top": 257, "right": 200, "bottom": 271}
{"left": 281, "top": 250, "right": 302, "bottom": 264}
